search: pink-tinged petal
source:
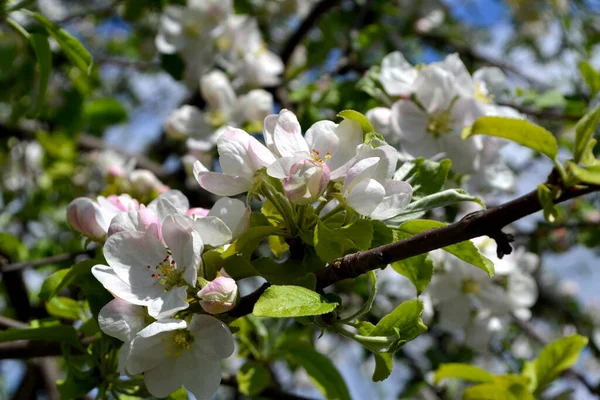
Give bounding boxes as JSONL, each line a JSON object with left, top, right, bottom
{"left": 343, "top": 157, "right": 380, "bottom": 193}
{"left": 283, "top": 159, "right": 330, "bottom": 205}
{"left": 104, "top": 230, "right": 168, "bottom": 288}
{"left": 147, "top": 286, "right": 190, "bottom": 319}
{"left": 91, "top": 265, "right": 158, "bottom": 306}
{"left": 369, "top": 180, "right": 413, "bottom": 220}
{"left": 162, "top": 216, "right": 203, "bottom": 286}
{"left": 149, "top": 190, "right": 190, "bottom": 215}
{"left": 217, "top": 128, "right": 253, "bottom": 177}
{"left": 194, "top": 162, "right": 252, "bottom": 196}
{"left": 189, "top": 314, "right": 235, "bottom": 359}
{"left": 266, "top": 154, "right": 305, "bottom": 179}
{"left": 197, "top": 277, "right": 239, "bottom": 314}
{"left": 345, "top": 178, "right": 385, "bottom": 217}
{"left": 98, "top": 298, "right": 148, "bottom": 342}
{"left": 247, "top": 134, "right": 277, "bottom": 169}
{"left": 67, "top": 198, "right": 109, "bottom": 241}
{"left": 108, "top": 208, "right": 161, "bottom": 241}
{"left": 207, "top": 198, "right": 250, "bottom": 239}
{"left": 273, "top": 109, "right": 308, "bottom": 157}
{"left": 187, "top": 207, "right": 210, "bottom": 217}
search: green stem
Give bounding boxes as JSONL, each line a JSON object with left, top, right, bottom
{"left": 553, "top": 157, "right": 569, "bottom": 184}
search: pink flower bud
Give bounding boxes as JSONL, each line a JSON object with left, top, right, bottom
{"left": 107, "top": 165, "right": 124, "bottom": 178}
{"left": 282, "top": 159, "right": 330, "bottom": 205}
{"left": 187, "top": 207, "right": 210, "bottom": 218}
{"left": 106, "top": 194, "right": 139, "bottom": 212}
{"left": 129, "top": 170, "right": 162, "bottom": 195}
{"left": 197, "top": 277, "right": 239, "bottom": 314}
{"left": 67, "top": 197, "right": 109, "bottom": 241}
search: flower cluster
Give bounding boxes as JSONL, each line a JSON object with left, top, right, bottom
{"left": 366, "top": 51, "right": 520, "bottom": 188}
{"left": 68, "top": 191, "right": 248, "bottom": 398}
{"left": 193, "top": 109, "right": 413, "bottom": 220}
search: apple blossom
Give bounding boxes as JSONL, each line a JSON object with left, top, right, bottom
{"left": 379, "top": 51, "right": 418, "bottom": 97}
{"left": 194, "top": 127, "right": 276, "bottom": 196}
{"left": 365, "top": 107, "right": 398, "bottom": 144}
{"left": 92, "top": 214, "right": 203, "bottom": 319}
{"left": 282, "top": 159, "right": 330, "bottom": 205}
{"left": 164, "top": 105, "right": 210, "bottom": 141}
{"left": 197, "top": 276, "right": 239, "bottom": 314}
{"left": 126, "top": 315, "right": 234, "bottom": 399}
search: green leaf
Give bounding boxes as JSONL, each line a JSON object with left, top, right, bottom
{"left": 268, "top": 235, "right": 289, "bottom": 258}
{"left": 373, "top": 352, "right": 393, "bottom": 382}
{"left": 369, "top": 299, "right": 427, "bottom": 348}
{"left": 83, "top": 98, "right": 127, "bottom": 132}
{"left": 537, "top": 184, "right": 558, "bottom": 223}
{"left": 370, "top": 220, "right": 394, "bottom": 248}
{"left": 28, "top": 34, "right": 52, "bottom": 114}
{"left": 581, "top": 138, "right": 600, "bottom": 167}
{"left": 391, "top": 253, "right": 433, "bottom": 295}
{"left": 46, "top": 297, "right": 83, "bottom": 320}
{"left": 494, "top": 375, "right": 534, "bottom": 400}
{"left": 397, "top": 220, "right": 494, "bottom": 276}
{"left": 573, "top": 105, "right": 600, "bottom": 163}
{"left": 526, "top": 334, "right": 588, "bottom": 394}
{"left": 0, "top": 233, "right": 28, "bottom": 261}
{"left": 285, "top": 341, "right": 351, "bottom": 400}
{"left": 389, "top": 189, "right": 485, "bottom": 223}
{"left": 166, "top": 388, "right": 189, "bottom": 400}
{"left": 237, "top": 360, "right": 272, "bottom": 396}
{"left": 395, "top": 158, "right": 452, "bottom": 199}
{"left": 463, "top": 384, "right": 518, "bottom": 400}
{"left": 568, "top": 161, "right": 600, "bottom": 185}
{"left": 0, "top": 325, "right": 80, "bottom": 347}
{"left": 341, "top": 271, "right": 378, "bottom": 322}
{"left": 579, "top": 61, "right": 600, "bottom": 97}
{"left": 29, "top": 11, "right": 93, "bottom": 73}
{"left": 337, "top": 109, "right": 375, "bottom": 134}
{"left": 39, "top": 259, "right": 97, "bottom": 301}
{"left": 222, "top": 226, "right": 281, "bottom": 258}
{"left": 314, "top": 219, "right": 373, "bottom": 263}
{"left": 434, "top": 363, "right": 495, "bottom": 384}
{"left": 463, "top": 116, "right": 558, "bottom": 160}
{"left": 252, "top": 257, "right": 310, "bottom": 284}
{"left": 253, "top": 285, "right": 338, "bottom": 317}
{"left": 535, "top": 90, "right": 566, "bottom": 109}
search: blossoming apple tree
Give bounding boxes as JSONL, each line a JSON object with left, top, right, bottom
{"left": 2, "top": 0, "right": 600, "bottom": 399}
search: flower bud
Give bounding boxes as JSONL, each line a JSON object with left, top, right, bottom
{"left": 104, "top": 194, "right": 139, "bottom": 212}
{"left": 200, "top": 70, "right": 236, "bottom": 113}
{"left": 67, "top": 197, "right": 109, "bottom": 241}
{"left": 238, "top": 89, "right": 273, "bottom": 124}
{"left": 129, "top": 169, "right": 163, "bottom": 196}
{"left": 164, "top": 105, "right": 207, "bottom": 140}
{"left": 283, "top": 159, "right": 330, "bottom": 205}
{"left": 197, "top": 277, "right": 239, "bottom": 314}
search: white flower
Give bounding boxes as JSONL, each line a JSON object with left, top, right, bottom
{"left": 98, "top": 298, "right": 149, "bottom": 374}
{"left": 200, "top": 70, "right": 237, "bottom": 120}
{"left": 202, "top": 197, "right": 250, "bottom": 239}
{"left": 236, "top": 89, "right": 274, "bottom": 125}
{"left": 126, "top": 315, "right": 234, "bottom": 399}
{"left": 390, "top": 64, "right": 485, "bottom": 174}
{"left": 92, "top": 214, "right": 203, "bottom": 319}
{"left": 194, "top": 127, "right": 276, "bottom": 196}
{"left": 164, "top": 105, "right": 211, "bottom": 141}
{"left": 379, "top": 51, "right": 418, "bottom": 97}
{"left": 282, "top": 159, "right": 330, "bottom": 205}
{"left": 366, "top": 107, "right": 399, "bottom": 144}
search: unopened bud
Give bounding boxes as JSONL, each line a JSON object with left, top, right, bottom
{"left": 129, "top": 169, "right": 163, "bottom": 196}
{"left": 283, "top": 159, "right": 330, "bottom": 205}
{"left": 197, "top": 277, "right": 239, "bottom": 314}
{"left": 67, "top": 197, "right": 109, "bottom": 241}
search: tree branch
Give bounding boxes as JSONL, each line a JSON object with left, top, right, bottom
{"left": 0, "top": 247, "right": 97, "bottom": 273}
{"left": 0, "top": 336, "right": 96, "bottom": 360}
{"left": 221, "top": 375, "right": 317, "bottom": 400}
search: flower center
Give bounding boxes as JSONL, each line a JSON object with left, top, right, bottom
{"left": 311, "top": 148, "right": 332, "bottom": 163}
{"left": 462, "top": 279, "right": 481, "bottom": 294}
{"left": 146, "top": 250, "right": 184, "bottom": 289}
{"left": 427, "top": 111, "right": 454, "bottom": 137}
{"left": 163, "top": 330, "right": 194, "bottom": 359}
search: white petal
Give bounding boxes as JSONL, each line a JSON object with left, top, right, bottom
{"left": 188, "top": 314, "right": 235, "bottom": 359}
{"left": 207, "top": 198, "right": 250, "bottom": 239}
{"left": 508, "top": 272, "right": 538, "bottom": 308}
{"left": 104, "top": 230, "right": 167, "bottom": 288}
{"left": 438, "top": 295, "right": 471, "bottom": 332}
{"left": 149, "top": 190, "right": 189, "bottom": 215}
{"left": 379, "top": 51, "right": 417, "bottom": 96}
{"left": 414, "top": 65, "right": 457, "bottom": 114}
{"left": 266, "top": 154, "right": 305, "bottom": 179}
{"left": 437, "top": 53, "right": 473, "bottom": 97}
{"left": 162, "top": 216, "right": 203, "bottom": 285}
{"left": 127, "top": 323, "right": 182, "bottom": 375}
{"left": 191, "top": 217, "right": 232, "bottom": 247}
{"left": 144, "top": 358, "right": 182, "bottom": 398}
{"left": 343, "top": 157, "right": 380, "bottom": 193}
{"left": 369, "top": 180, "right": 413, "bottom": 220}
{"left": 345, "top": 178, "right": 385, "bottom": 217}
{"left": 392, "top": 100, "right": 429, "bottom": 143}
{"left": 262, "top": 113, "right": 278, "bottom": 154}
{"left": 247, "top": 134, "right": 277, "bottom": 169}
{"left": 147, "top": 286, "right": 190, "bottom": 319}
{"left": 98, "top": 298, "right": 147, "bottom": 342}
{"left": 155, "top": 197, "right": 184, "bottom": 224}
{"left": 194, "top": 170, "right": 252, "bottom": 196}
{"left": 181, "top": 358, "right": 222, "bottom": 400}
{"left": 217, "top": 128, "right": 255, "bottom": 177}
{"left": 273, "top": 109, "right": 308, "bottom": 157}
{"left": 92, "top": 265, "right": 155, "bottom": 306}
{"left": 117, "top": 342, "right": 132, "bottom": 375}
{"left": 438, "top": 133, "right": 481, "bottom": 174}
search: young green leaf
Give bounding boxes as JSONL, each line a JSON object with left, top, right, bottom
{"left": 524, "top": 334, "right": 588, "bottom": 394}
{"left": 394, "top": 158, "right": 452, "bottom": 200}
{"left": 579, "top": 61, "right": 600, "bottom": 97}
{"left": 237, "top": 360, "right": 272, "bottom": 396}
{"left": 391, "top": 253, "right": 434, "bottom": 294}
{"left": 373, "top": 352, "right": 393, "bottom": 382}
{"left": 0, "top": 325, "right": 80, "bottom": 347}
{"left": 83, "top": 98, "right": 127, "bottom": 132}
{"left": 46, "top": 297, "right": 84, "bottom": 320}
{"left": 463, "top": 117, "right": 558, "bottom": 160}
{"left": 253, "top": 285, "right": 338, "bottom": 317}
{"left": 434, "top": 363, "right": 495, "bottom": 384}
{"left": 537, "top": 184, "right": 558, "bottom": 223}
{"left": 573, "top": 105, "right": 600, "bottom": 164}
{"left": 337, "top": 109, "right": 375, "bottom": 134}
{"left": 285, "top": 341, "right": 352, "bottom": 400}
{"left": 29, "top": 11, "right": 93, "bottom": 73}
{"left": 28, "top": 34, "right": 52, "bottom": 114}
{"left": 463, "top": 384, "right": 519, "bottom": 400}
{"left": 397, "top": 220, "right": 494, "bottom": 276}
{"left": 314, "top": 219, "right": 373, "bottom": 263}
{"left": 389, "top": 189, "right": 484, "bottom": 223}
{"left": 39, "top": 259, "right": 97, "bottom": 301}
{"left": 369, "top": 299, "right": 427, "bottom": 345}
{"left": 567, "top": 161, "right": 600, "bottom": 185}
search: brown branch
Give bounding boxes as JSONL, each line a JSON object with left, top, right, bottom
{"left": 1, "top": 247, "right": 97, "bottom": 273}
{"left": 0, "top": 316, "right": 28, "bottom": 330}
{"left": 0, "top": 336, "right": 96, "bottom": 360}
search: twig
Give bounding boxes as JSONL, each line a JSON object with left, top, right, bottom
{"left": 0, "top": 316, "right": 28, "bottom": 329}
{"left": 279, "top": 0, "right": 341, "bottom": 66}
{"left": 1, "top": 247, "right": 97, "bottom": 273}
{"left": 227, "top": 184, "right": 599, "bottom": 320}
